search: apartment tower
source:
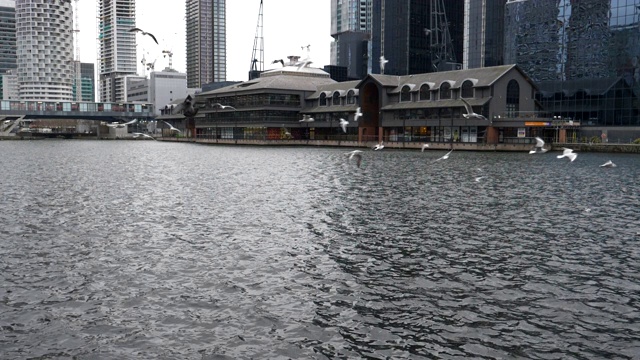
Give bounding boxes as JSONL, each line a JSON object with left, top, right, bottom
{"left": 15, "top": 0, "right": 74, "bottom": 101}
{"left": 186, "top": 0, "right": 226, "bottom": 88}
{"left": 98, "top": 0, "right": 137, "bottom": 102}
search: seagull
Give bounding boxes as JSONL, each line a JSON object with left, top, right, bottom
{"left": 600, "top": 160, "right": 616, "bottom": 168}
{"left": 162, "top": 121, "right": 181, "bottom": 133}
{"left": 380, "top": 56, "right": 389, "bottom": 73}
{"left": 132, "top": 132, "right": 156, "bottom": 140}
{"left": 434, "top": 149, "right": 453, "bottom": 162}
{"left": 212, "top": 103, "right": 236, "bottom": 110}
{"left": 128, "top": 28, "right": 158, "bottom": 44}
{"left": 299, "top": 114, "right": 315, "bottom": 123}
{"left": 421, "top": 143, "right": 430, "bottom": 152}
{"left": 172, "top": 95, "right": 198, "bottom": 118}
{"left": 345, "top": 150, "right": 363, "bottom": 168}
{"left": 373, "top": 141, "right": 384, "bottom": 150}
{"left": 460, "top": 98, "right": 488, "bottom": 121}
{"left": 339, "top": 118, "right": 349, "bottom": 133}
{"left": 271, "top": 59, "right": 285, "bottom": 67}
{"left": 106, "top": 118, "right": 137, "bottom": 128}
{"left": 475, "top": 176, "right": 485, "bottom": 182}
{"left": 557, "top": 147, "right": 577, "bottom": 162}
{"left": 529, "top": 137, "right": 549, "bottom": 154}
{"left": 354, "top": 107, "right": 363, "bottom": 121}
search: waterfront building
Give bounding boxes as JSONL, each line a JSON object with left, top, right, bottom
{"left": 330, "top": 0, "right": 372, "bottom": 79}
{"left": 98, "top": 0, "right": 137, "bottom": 103}
{"left": 186, "top": 0, "right": 226, "bottom": 88}
{"left": 15, "top": 0, "right": 74, "bottom": 101}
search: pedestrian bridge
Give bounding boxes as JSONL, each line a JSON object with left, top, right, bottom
{"left": 0, "top": 99, "right": 154, "bottom": 121}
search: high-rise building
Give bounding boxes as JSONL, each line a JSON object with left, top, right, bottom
{"left": 80, "top": 62, "right": 95, "bottom": 102}
{"left": 98, "top": 0, "right": 137, "bottom": 102}
{"left": 504, "top": 0, "right": 640, "bottom": 126}
{"left": 464, "top": 0, "right": 506, "bottom": 69}
{"left": 186, "top": 0, "right": 226, "bottom": 88}
{"left": 15, "top": 0, "right": 74, "bottom": 101}
{"left": 371, "top": 0, "right": 465, "bottom": 76}
{"left": 330, "top": 0, "right": 372, "bottom": 79}
{"left": 0, "top": 0, "right": 16, "bottom": 75}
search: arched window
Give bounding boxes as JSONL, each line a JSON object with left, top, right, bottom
{"left": 419, "top": 84, "right": 431, "bottom": 101}
{"left": 346, "top": 90, "right": 356, "bottom": 104}
{"left": 332, "top": 92, "right": 341, "bottom": 106}
{"left": 461, "top": 80, "right": 474, "bottom": 98}
{"left": 439, "top": 82, "right": 452, "bottom": 100}
{"left": 320, "top": 93, "right": 327, "bottom": 106}
{"left": 401, "top": 85, "right": 411, "bottom": 102}
{"left": 506, "top": 80, "right": 520, "bottom": 117}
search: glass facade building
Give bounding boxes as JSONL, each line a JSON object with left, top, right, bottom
{"left": 0, "top": 0, "right": 16, "bottom": 75}
{"left": 504, "top": 0, "right": 640, "bottom": 126}
{"left": 330, "top": 0, "right": 372, "bottom": 80}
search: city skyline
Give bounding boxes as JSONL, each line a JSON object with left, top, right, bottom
{"left": 77, "top": 0, "right": 332, "bottom": 83}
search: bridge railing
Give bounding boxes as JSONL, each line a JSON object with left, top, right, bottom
{"left": 0, "top": 100, "right": 154, "bottom": 115}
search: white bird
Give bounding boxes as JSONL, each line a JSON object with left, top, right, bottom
{"left": 354, "top": 107, "right": 363, "bottom": 121}
{"left": 106, "top": 118, "right": 137, "bottom": 128}
{"left": 460, "top": 98, "right": 488, "bottom": 121}
{"left": 162, "top": 120, "right": 181, "bottom": 133}
{"left": 434, "top": 149, "right": 453, "bottom": 162}
{"left": 212, "top": 103, "right": 236, "bottom": 110}
{"left": 128, "top": 28, "right": 158, "bottom": 44}
{"left": 373, "top": 141, "right": 384, "bottom": 150}
{"left": 529, "top": 137, "right": 549, "bottom": 154}
{"left": 345, "top": 150, "right": 363, "bottom": 168}
{"left": 380, "top": 56, "right": 389, "bottom": 73}
{"left": 299, "top": 114, "right": 315, "bottom": 123}
{"left": 600, "top": 160, "right": 616, "bottom": 168}
{"left": 475, "top": 176, "right": 485, "bottom": 182}
{"left": 339, "top": 118, "right": 349, "bottom": 133}
{"left": 557, "top": 147, "right": 577, "bottom": 162}
{"left": 132, "top": 132, "right": 156, "bottom": 140}
{"left": 421, "top": 143, "right": 430, "bottom": 152}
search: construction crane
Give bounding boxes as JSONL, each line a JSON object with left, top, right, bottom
{"left": 429, "top": 0, "right": 459, "bottom": 72}
{"left": 162, "top": 50, "right": 173, "bottom": 70}
{"left": 73, "top": 0, "right": 81, "bottom": 101}
{"left": 248, "top": 0, "right": 264, "bottom": 80}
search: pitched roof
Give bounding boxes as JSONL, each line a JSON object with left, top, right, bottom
{"left": 306, "top": 80, "right": 361, "bottom": 99}
{"left": 199, "top": 72, "right": 336, "bottom": 96}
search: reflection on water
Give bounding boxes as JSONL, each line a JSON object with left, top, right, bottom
{"left": 0, "top": 140, "right": 639, "bottom": 359}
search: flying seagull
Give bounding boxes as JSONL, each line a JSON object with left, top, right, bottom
{"left": 162, "top": 120, "right": 181, "bottom": 133}
{"left": 212, "top": 103, "right": 236, "bottom": 110}
{"left": 600, "top": 160, "right": 616, "bottom": 168}
{"left": 373, "top": 141, "right": 384, "bottom": 151}
{"left": 354, "top": 107, "right": 363, "bottom": 121}
{"left": 434, "top": 149, "right": 453, "bottom": 162}
{"left": 171, "top": 95, "right": 198, "bottom": 118}
{"left": 380, "top": 56, "right": 389, "bottom": 73}
{"left": 460, "top": 98, "right": 488, "bottom": 121}
{"left": 557, "top": 147, "right": 577, "bottom": 162}
{"left": 106, "top": 118, "right": 137, "bottom": 128}
{"left": 271, "top": 59, "right": 285, "bottom": 67}
{"left": 132, "top": 132, "right": 156, "bottom": 140}
{"left": 529, "top": 136, "right": 549, "bottom": 154}
{"left": 345, "top": 150, "right": 363, "bottom": 168}
{"left": 421, "top": 143, "right": 430, "bottom": 152}
{"left": 299, "top": 114, "right": 315, "bottom": 123}
{"left": 339, "top": 118, "right": 349, "bottom": 133}
{"left": 128, "top": 28, "right": 158, "bottom": 45}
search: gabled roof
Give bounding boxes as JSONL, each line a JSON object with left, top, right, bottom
{"left": 356, "top": 64, "right": 533, "bottom": 92}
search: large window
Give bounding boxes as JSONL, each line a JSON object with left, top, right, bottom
{"left": 346, "top": 90, "right": 356, "bottom": 104}
{"left": 401, "top": 85, "right": 412, "bottom": 102}
{"left": 439, "top": 82, "right": 452, "bottom": 100}
{"left": 332, "top": 92, "right": 341, "bottom": 106}
{"left": 320, "top": 93, "right": 327, "bottom": 106}
{"left": 461, "top": 80, "right": 474, "bottom": 98}
{"left": 506, "top": 79, "right": 520, "bottom": 117}
{"left": 419, "top": 84, "right": 431, "bottom": 101}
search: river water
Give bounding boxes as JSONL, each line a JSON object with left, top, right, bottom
{"left": 0, "top": 140, "right": 639, "bottom": 359}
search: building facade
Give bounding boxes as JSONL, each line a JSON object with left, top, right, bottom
{"left": 330, "top": 0, "right": 372, "bottom": 80}
{"left": 149, "top": 69, "right": 187, "bottom": 116}
{"left": 74, "top": 62, "right": 95, "bottom": 103}
{"left": 98, "top": 0, "right": 137, "bottom": 103}
{"left": 464, "top": 0, "right": 506, "bottom": 69}
{"left": 0, "top": 0, "right": 16, "bottom": 75}
{"left": 186, "top": 0, "right": 226, "bottom": 88}
{"left": 15, "top": 0, "right": 74, "bottom": 101}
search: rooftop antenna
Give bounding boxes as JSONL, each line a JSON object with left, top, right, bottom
{"left": 249, "top": 0, "right": 264, "bottom": 80}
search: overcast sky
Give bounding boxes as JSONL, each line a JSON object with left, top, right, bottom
{"left": 77, "top": 0, "right": 333, "bottom": 83}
